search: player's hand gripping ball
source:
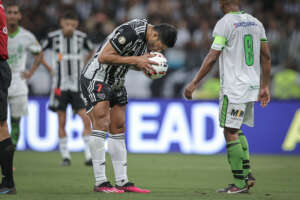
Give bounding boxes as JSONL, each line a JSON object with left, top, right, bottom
{"left": 146, "top": 52, "right": 168, "bottom": 79}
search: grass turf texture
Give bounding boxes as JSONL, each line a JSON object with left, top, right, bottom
{"left": 1, "top": 152, "right": 299, "bottom": 200}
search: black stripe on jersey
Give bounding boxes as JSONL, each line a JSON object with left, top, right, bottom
{"left": 120, "top": 67, "right": 129, "bottom": 78}
{"left": 77, "top": 60, "right": 80, "bottom": 90}
{"left": 67, "top": 37, "right": 71, "bottom": 76}
{"left": 57, "top": 61, "right": 61, "bottom": 88}
{"left": 107, "top": 66, "right": 118, "bottom": 85}
{"left": 115, "top": 66, "right": 124, "bottom": 80}
{"left": 103, "top": 65, "right": 111, "bottom": 83}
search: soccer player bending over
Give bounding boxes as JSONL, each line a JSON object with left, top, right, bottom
{"left": 184, "top": 0, "right": 271, "bottom": 194}
{"left": 81, "top": 19, "right": 177, "bottom": 193}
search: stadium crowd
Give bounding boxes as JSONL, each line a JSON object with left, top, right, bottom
{"left": 10, "top": 0, "right": 300, "bottom": 99}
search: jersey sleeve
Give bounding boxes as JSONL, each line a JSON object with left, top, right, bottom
{"left": 211, "top": 19, "right": 229, "bottom": 51}
{"left": 260, "top": 25, "right": 268, "bottom": 42}
{"left": 26, "top": 32, "right": 42, "bottom": 54}
{"left": 109, "top": 24, "right": 138, "bottom": 55}
{"left": 83, "top": 37, "right": 94, "bottom": 51}
{"left": 41, "top": 35, "right": 53, "bottom": 51}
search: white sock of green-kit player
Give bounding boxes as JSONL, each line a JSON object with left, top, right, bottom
{"left": 108, "top": 133, "right": 128, "bottom": 186}
{"left": 58, "top": 137, "right": 71, "bottom": 159}
{"left": 83, "top": 135, "right": 92, "bottom": 161}
{"left": 90, "top": 130, "right": 107, "bottom": 186}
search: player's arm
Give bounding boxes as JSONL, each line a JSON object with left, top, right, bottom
{"left": 40, "top": 56, "right": 54, "bottom": 76}
{"left": 184, "top": 49, "right": 221, "bottom": 99}
{"left": 39, "top": 35, "right": 54, "bottom": 76}
{"left": 258, "top": 41, "right": 271, "bottom": 108}
{"left": 99, "top": 42, "right": 156, "bottom": 73}
{"left": 98, "top": 25, "right": 156, "bottom": 73}
{"left": 22, "top": 35, "right": 43, "bottom": 80}
{"left": 184, "top": 35, "right": 224, "bottom": 99}
{"left": 22, "top": 51, "right": 43, "bottom": 80}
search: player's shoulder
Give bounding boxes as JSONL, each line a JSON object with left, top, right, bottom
{"left": 217, "top": 14, "right": 231, "bottom": 24}
{"left": 74, "top": 30, "right": 87, "bottom": 38}
{"left": 126, "top": 18, "right": 148, "bottom": 38}
{"left": 245, "top": 13, "right": 264, "bottom": 27}
{"left": 18, "top": 27, "right": 37, "bottom": 39}
{"left": 126, "top": 18, "right": 148, "bottom": 29}
{"left": 19, "top": 27, "right": 33, "bottom": 35}
{"left": 48, "top": 29, "right": 62, "bottom": 38}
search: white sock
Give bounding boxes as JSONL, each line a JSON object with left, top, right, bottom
{"left": 108, "top": 133, "right": 128, "bottom": 186}
{"left": 59, "top": 137, "right": 70, "bottom": 159}
{"left": 83, "top": 135, "right": 92, "bottom": 161}
{"left": 90, "top": 130, "right": 107, "bottom": 186}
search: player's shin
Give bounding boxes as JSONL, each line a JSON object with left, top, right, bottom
{"left": 58, "top": 137, "right": 70, "bottom": 160}
{"left": 10, "top": 117, "right": 20, "bottom": 147}
{"left": 226, "top": 140, "right": 246, "bottom": 189}
{"left": 90, "top": 130, "right": 107, "bottom": 186}
{"left": 238, "top": 130, "right": 251, "bottom": 175}
{"left": 83, "top": 134, "right": 92, "bottom": 162}
{"left": 108, "top": 133, "right": 128, "bottom": 186}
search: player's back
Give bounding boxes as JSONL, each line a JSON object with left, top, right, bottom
{"left": 82, "top": 18, "right": 148, "bottom": 88}
{"left": 214, "top": 12, "right": 267, "bottom": 103}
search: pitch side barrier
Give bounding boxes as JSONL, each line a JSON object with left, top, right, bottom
{"left": 10, "top": 97, "right": 300, "bottom": 154}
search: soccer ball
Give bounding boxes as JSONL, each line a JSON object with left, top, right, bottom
{"left": 146, "top": 52, "right": 168, "bottom": 79}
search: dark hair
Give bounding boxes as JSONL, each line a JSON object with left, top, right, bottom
{"left": 219, "top": 0, "right": 240, "bottom": 5}
{"left": 62, "top": 11, "right": 79, "bottom": 21}
{"left": 5, "top": 0, "right": 19, "bottom": 8}
{"left": 153, "top": 23, "right": 177, "bottom": 48}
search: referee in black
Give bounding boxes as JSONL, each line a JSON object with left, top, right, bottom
{"left": 0, "top": 0, "right": 16, "bottom": 195}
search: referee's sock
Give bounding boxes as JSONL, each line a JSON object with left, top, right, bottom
{"left": 0, "top": 138, "right": 15, "bottom": 188}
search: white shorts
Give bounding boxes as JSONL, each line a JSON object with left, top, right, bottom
{"left": 219, "top": 95, "right": 254, "bottom": 129}
{"left": 8, "top": 95, "right": 28, "bottom": 118}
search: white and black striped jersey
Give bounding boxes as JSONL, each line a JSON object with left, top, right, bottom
{"left": 42, "top": 29, "right": 94, "bottom": 92}
{"left": 81, "top": 18, "right": 148, "bottom": 88}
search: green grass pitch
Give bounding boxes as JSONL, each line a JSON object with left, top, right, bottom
{"left": 1, "top": 151, "right": 299, "bottom": 200}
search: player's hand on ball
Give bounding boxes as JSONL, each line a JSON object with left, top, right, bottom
{"left": 184, "top": 82, "right": 197, "bottom": 100}
{"left": 135, "top": 53, "right": 157, "bottom": 74}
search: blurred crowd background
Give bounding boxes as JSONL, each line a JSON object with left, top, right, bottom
{"left": 7, "top": 0, "right": 300, "bottom": 99}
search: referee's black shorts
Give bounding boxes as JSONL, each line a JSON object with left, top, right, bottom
{"left": 0, "top": 59, "right": 11, "bottom": 122}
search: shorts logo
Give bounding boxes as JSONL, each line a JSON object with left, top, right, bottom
{"left": 96, "top": 93, "right": 106, "bottom": 100}
{"left": 231, "top": 109, "right": 244, "bottom": 118}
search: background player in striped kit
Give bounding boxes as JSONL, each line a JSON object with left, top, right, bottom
{"left": 6, "top": 2, "right": 44, "bottom": 149}
{"left": 184, "top": 0, "right": 271, "bottom": 194}
{"left": 41, "top": 11, "right": 94, "bottom": 166}
{"left": 81, "top": 18, "right": 177, "bottom": 193}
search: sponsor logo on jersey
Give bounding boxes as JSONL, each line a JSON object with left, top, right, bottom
{"left": 234, "top": 22, "right": 257, "bottom": 28}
